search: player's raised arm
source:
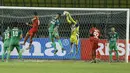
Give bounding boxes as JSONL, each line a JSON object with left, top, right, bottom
{"left": 31, "top": 17, "right": 37, "bottom": 21}
{"left": 66, "top": 13, "right": 72, "bottom": 24}
{"left": 64, "top": 11, "right": 77, "bottom": 25}
{"left": 26, "top": 22, "right": 33, "bottom": 27}
{"left": 68, "top": 13, "right": 76, "bottom": 24}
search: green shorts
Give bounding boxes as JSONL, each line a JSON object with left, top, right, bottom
{"left": 109, "top": 42, "right": 118, "bottom": 51}
{"left": 3, "top": 40, "right": 10, "bottom": 52}
{"left": 9, "top": 39, "right": 20, "bottom": 52}
{"left": 9, "top": 45, "right": 20, "bottom": 53}
{"left": 49, "top": 32, "right": 59, "bottom": 40}
{"left": 4, "top": 40, "right": 10, "bottom": 47}
{"left": 10, "top": 39, "right": 19, "bottom": 46}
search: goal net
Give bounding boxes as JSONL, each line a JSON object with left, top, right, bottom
{"left": 0, "top": 7, "right": 129, "bottom": 62}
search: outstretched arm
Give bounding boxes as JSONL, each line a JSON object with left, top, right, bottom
{"left": 68, "top": 13, "right": 77, "bottom": 24}
{"left": 26, "top": 23, "right": 33, "bottom": 27}
{"left": 66, "top": 14, "right": 72, "bottom": 24}
{"left": 65, "top": 11, "right": 76, "bottom": 24}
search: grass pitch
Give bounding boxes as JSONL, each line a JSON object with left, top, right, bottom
{"left": 0, "top": 60, "right": 130, "bottom": 73}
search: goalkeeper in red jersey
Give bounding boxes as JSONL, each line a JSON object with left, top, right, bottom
{"left": 89, "top": 24, "right": 101, "bottom": 63}
{"left": 22, "top": 12, "right": 40, "bottom": 50}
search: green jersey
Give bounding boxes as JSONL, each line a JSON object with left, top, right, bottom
{"left": 108, "top": 32, "right": 119, "bottom": 43}
{"left": 10, "top": 27, "right": 22, "bottom": 45}
{"left": 3, "top": 29, "right": 11, "bottom": 48}
{"left": 4, "top": 29, "right": 11, "bottom": 42}
{"left": 48, "top": 17, "right": 60, "bottom": 32}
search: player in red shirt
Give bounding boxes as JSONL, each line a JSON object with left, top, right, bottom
{"left": 22, "top": 12, "right": 40, "bottom": 50}
{"left": 89, "top": 24, "right": 100, "bottom": 63}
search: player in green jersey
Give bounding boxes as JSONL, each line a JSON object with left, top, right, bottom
{"left": 48, "top": 13, "right": 64, "bottom": 54}
{"left": 6, "top": 25, "right": 23, "bottom": 62}
{"left": 108, "top": 27, "right": 119, "bottom": 62}
{"left": 2, "top": 27, "right": 11, "bottom": 62}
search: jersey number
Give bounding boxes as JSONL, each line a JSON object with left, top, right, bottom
{"left": 5, "top": 33, "right": 9, "bottom": 39}
{"left": 13, "top": 31, "right": 18, "bottom": 36}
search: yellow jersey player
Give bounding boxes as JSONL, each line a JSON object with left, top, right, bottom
{"left": 64, "top": 11, "right": 79, "bottom": 56}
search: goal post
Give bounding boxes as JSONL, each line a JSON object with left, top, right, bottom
{"left": 0, "top": 6, "right": 129, "bottom": 62}
{"left": 126, "top": 9, "right": 129, "bottom": 63}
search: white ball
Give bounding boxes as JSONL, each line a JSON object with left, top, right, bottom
{"left": 26, "top": 22, "right": 29, "bottom": 25}
{"left": 63, "top": 11, "right": 69, "bottom": 15}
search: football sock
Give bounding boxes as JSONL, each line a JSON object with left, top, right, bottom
{"left": 58, "top": 40, "right": 63, "bottom": 48}
{"left": 52, "top": 42, "right": 57, "bottom": 50}
{"left": 76, "top": 45, "right": 78, "bottom": 54}
{"left": 2, "top": 52, "right": 5, "bottom": 61}
{"left": 115, "top": 50, "right": 119, "bottom": 60}
{"left": 109, "top": 51, "right": 112, "bottom": 61}
{"left": 6, "top": 51, "right": 11, "bottom": 61}
{"left": 70, "top": 44, "right": 74, "bottom": 53}
{"left": 18, "top": 50, "right": 22, "bottom": 60}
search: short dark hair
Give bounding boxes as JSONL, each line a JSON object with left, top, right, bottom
{"left": 34, "top": 12, "right": 38, "bottom": 16}
{"left": 57, "top": 13, "right": 61, "bottom": 16}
